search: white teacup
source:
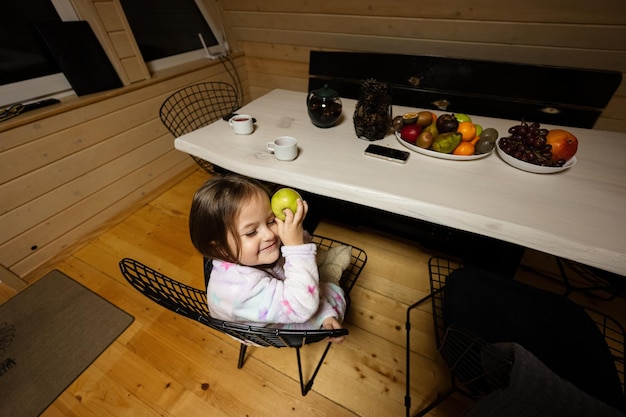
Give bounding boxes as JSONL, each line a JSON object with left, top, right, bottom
{"left": 229, "top": 114, "right": 254, "bottom": 135}
{"left": 267, "top": 136, "right": 298, "bottom": 161}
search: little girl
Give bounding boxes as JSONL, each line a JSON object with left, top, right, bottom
{"left": 188, "top": 175, "right": 347, "bottom": 341}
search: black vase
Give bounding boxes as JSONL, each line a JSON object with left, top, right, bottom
{"left": 353, "top": 79, "right": 392, "bottom": 141}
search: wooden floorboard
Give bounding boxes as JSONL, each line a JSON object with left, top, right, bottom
{"left": 3, "top": 168, "right": 623, "bottom": 417}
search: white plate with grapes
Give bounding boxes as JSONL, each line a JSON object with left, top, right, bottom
{"left": 496, "top": 138, "right": 577, "bottom": 174}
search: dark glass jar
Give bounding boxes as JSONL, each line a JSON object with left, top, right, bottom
{"left": 307, "top": 84, "right": 343, "bottom": 128}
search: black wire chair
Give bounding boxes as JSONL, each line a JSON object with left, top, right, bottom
{"left": 159, "top": 81, "right": 240, "bottom": 174}
{"left": 519, "top": 256, "right": 625, "bottom": 301}
{"left": 119, "top": 235, "right": 367, "bottom": 396}
{"left": 405, "top": 257, "right": 626, "bottom": 416}
{"left": 555, "top": 257, "right": 624, "bottom": 300}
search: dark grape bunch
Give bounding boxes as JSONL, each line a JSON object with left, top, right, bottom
{"left": 498, "top": 121, "right": 566, "bottom": 167}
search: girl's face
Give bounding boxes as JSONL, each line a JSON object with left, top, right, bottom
{"left": 228, "top": 191, "right": 280, "bottom": 266}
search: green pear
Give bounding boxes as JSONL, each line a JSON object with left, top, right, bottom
{"left": 423, "top": 120, "right": 439, "bottom": 138}
{"left": 431, "top": 132, "right": 462, "bottom": 154}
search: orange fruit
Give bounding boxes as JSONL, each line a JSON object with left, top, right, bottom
{"left": 457, "top": 121, "right": 477, "bottom": 141}
{"left": 546, "top": 129, "right": 578, "bottom": 161}
{"left": 470, "top": 135, "right": 480, "bottom": 145}
{"left": 452, "top": 142, "right": 475, "bottom": 156}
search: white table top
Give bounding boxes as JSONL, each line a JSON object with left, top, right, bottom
{"left": 175, "top": 89, "right": 626, "bottom": 276}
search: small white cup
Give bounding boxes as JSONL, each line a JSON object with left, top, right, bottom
{"left": 229, "top": 114, "right": 254, "bottom": 135}
{"left": 267, "top": 136, "right": 298, "bottom": 161}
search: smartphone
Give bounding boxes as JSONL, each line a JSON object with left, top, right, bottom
{"left": 364, "top": 144, "right": 410, "bottom": 164}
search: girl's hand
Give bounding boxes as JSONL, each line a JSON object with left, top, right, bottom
{"left": 322, "top": 317, "right": 345, "bottom": 343}
{"left": 276, "top": 198, "right": 308, "bottom": 246}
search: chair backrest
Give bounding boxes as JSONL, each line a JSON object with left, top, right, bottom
{"left": 119, "top": 236, "right": 367, "bottom": 348}
{"left": 159, "top": 81, "right": 240, "bottom": 173}
{"left": 310, "top": 234, "right": 367, "bottom": 307}
{"left": 119, "top": 258, "right": 348, "bottom": 347}
{"left": 159, "top": 81, "right": 240, "bottom": 138}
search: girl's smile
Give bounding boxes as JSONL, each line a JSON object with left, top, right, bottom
{"left": 229, "top": 191, "right": 281, "bottom": 266}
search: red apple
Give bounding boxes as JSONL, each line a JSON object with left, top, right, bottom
{"left": 546, "top": 129, "right": 578, "bottom": 161}
{"left": 271, "top": 188, "right": 302, "bottom": 220}
{"left": 400, "top": 123, "right": 422, "bottom": 144}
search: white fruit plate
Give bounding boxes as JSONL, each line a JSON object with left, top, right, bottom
{"left": 395, "top": 131, "right": 493, "bottom": 161}
{"left": 495, "top": 138, "right": 577, "bottom": 174}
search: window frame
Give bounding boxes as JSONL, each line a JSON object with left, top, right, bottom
{"left": 0, "top": 0, "right": 227, "bottom": 107}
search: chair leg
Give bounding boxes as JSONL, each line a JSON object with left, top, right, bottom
{"left": 406, "top": 293, "right": 434, "bottom": 417}
{"left": 237, "top": 344, "right": 248, "bottom": 369}
{"left": 296, "top": 341, "right": 333, "bottom": 396}
{"left": 411, "top": 388, "right": 456, "bottom": 417}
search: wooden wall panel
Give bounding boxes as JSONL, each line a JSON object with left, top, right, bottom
{"left": 0, "top": 122, "right": 165, "bottom": 239}
{"left": 109, "top": 31, "right": 134, "bottom": 58}
{"left": 239, "top": 29, "right": 626, "bottom": 72}
{"left": 222, "top": 0, "right": 626, "bottom": 132}
{"left": 120, "top": 57, "right": 150, "bottom": 83}
{"left": 0, "top": 95, "right": 165, "bottom": 189}
{"left": 231, "top": 13, "right": 625, "bottom": 53}
{"left": 9, "top": 153, "right": 192, "bottom": 278}
{"left": 245, "top": 57, "right": 309, "bottom": 95}
{"left": 0, "top": 147, "right": 187, "bottom": 268}
{"left": 0, "top": 53, "right": 248, "bottom": 278}
{"left": 226, "top": 0, "right": 626, "bottom": 25}
{"left": 93, "top": 1, "right": 125, "bottom": 32}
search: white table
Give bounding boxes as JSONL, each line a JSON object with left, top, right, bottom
{"left": 175, "top": 89, "right": 626, "bottom": 276}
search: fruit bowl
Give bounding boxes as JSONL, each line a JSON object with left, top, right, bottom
{"left": 495, "top": 138, "right": 577, "bottom": 174}
{"left": 395, "top": 131, "right": 493, "bottom": 161}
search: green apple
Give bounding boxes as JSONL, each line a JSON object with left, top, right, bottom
{"left": 455, "top": 113, "right": 472, "bottom": 123}
{"left": 474, "top": 124, "right": 483, "bottom": 137}
{"left": 271, "top": 188, "right": 302, "bottom": 220}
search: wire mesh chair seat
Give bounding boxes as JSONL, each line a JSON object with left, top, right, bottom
{"left": 119, "top": 235, "right": 367, "bottom": 396}
{"left": 405, "top": 256, "right": 626, "bottom": 417}
{"left": 437, "top": 326, "right": 513, "bottom": 397}
{"left": 159, "top": 81, "right": 240, "bottom": 174}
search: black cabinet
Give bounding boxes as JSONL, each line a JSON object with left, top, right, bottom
{"left": 309, "top": 51, "right": 622, "bottom": 128}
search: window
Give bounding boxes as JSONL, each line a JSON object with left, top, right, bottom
{"left": 1, "top": 0, "right": 227, "bottom": 108}
{"left": 119, "top": 0, "right": 228, "bottom": 72}
{"left": 0, "top": 0, "right": 76, "bottom": 107}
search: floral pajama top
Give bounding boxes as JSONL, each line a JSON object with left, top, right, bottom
{"left": 206, "top": 242, "right": 346, "bottom": 329}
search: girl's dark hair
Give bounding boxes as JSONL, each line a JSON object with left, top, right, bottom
{"left": 189, "top": 174, "right": 271, "bottom": 262}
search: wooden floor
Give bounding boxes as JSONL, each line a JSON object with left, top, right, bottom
{"left": 3, "top": 169, "right": 625, "bottom": 417}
